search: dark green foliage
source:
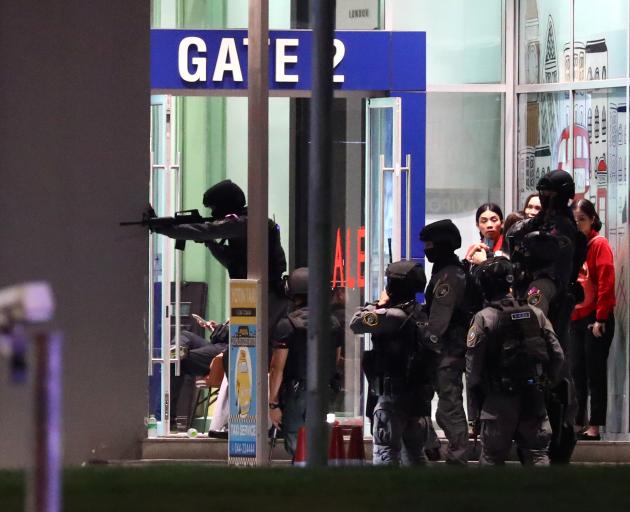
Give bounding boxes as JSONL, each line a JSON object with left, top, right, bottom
{"left": 2, "top": 465, "right": 630, "bottom": 512}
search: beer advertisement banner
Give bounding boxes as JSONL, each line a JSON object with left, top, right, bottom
{"left": 228, "top": 280, "right": 258, "bottom": 465}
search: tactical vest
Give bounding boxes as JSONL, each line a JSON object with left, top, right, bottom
{"left": 488, "top": 300, "right": 550, "bottom": 391}
{"left": 283, "top": 309, "right": 338, "bottom": 384}
{"left": 362, "top": 302, "right": 427, "bottom": 395}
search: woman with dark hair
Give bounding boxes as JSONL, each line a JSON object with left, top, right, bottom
{"left": 464, "top": 203, "right": 504, "bottom": 265}
{"left": 570, "top": 198, "right": 616, "bottom": 440}
{"left": 522, "top": 192, "right": 542, "bottom": 218}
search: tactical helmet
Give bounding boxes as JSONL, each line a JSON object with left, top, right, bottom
{"left": 286, "top": 267, "right": 308, "bottom": 297}
{"left": 202, "top": 179, "right": 246, "bottom": 217}
{"left": 475, "top": 256, "right": 514, "bottom": 299}
{"left": 385, "top": 260, "right": 427, "bottom": 294}
{"left": 419, "top": 219, "right": 462, "bottom": 250}
{"left": 536, "top": 170, "right": 575, "bottom": 202}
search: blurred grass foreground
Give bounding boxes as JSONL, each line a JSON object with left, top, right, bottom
{"left": 2, "top": 464, "right": 630, "bottom": 512}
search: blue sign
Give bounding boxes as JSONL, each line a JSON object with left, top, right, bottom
{"left": 151, "top": 29, "right": 426, "bottom": 92}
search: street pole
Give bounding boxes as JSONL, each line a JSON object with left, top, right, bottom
{"left": 247, "top": 0, "right": 270, "bottom": 466}
{"left": 27, "top": 332, "right": 62, "bottom": 512}
{"left": 307, "top": 0, "right": 336, "bottom": 467}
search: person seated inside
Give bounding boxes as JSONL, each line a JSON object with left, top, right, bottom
{"left": 170, "top": 316, "right": 229, "bottom": 431}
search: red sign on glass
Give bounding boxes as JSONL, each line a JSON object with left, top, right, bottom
{"left": 331, "top": 226, "right": 365, "bottom": 289}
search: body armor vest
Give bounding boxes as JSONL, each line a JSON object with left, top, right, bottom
{"left": 488, "top": 300, "right": 549, "bottom": 390}
{"left": 362, "top": 302, "right": 428, "bottom": 395}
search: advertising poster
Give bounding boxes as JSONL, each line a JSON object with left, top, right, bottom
{"left": 228, "top": 280, "right": 258, "bottom": 465}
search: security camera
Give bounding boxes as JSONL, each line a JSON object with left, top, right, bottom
{"left": 0, "top": 282, "right": 55, "bottom": 330}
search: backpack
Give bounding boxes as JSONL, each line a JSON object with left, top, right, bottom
{"left": 490, "top": 300, "right": 550, "bottom": 385}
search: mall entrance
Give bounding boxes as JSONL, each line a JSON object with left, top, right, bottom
{"left": 147, "top": 29, "right": 426, "bottom": 437}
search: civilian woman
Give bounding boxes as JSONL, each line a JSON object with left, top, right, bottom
{"left": 523, "top": 192, "right": 542, "bottom": 219}
{"left": 464, "top": 203, "right": 504, "bottom": 265}
{"left": 570, "top": 199, "right": 616, "bottom": 440}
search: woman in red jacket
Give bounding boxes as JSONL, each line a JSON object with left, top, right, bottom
{"left": 570, "top": 199, "right": 616, "bottom": 440}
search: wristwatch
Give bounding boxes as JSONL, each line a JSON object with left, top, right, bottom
{"left": 268, "top": 402, "right": 280, "bottom": 409}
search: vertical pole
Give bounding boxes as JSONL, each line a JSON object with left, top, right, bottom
{"left": 27, "top": 332, "right": 62, "bottom": 512}
{"left": 248, "top": 0, "right": 269, "bottom": 466}
{"left": 307, "top": 0, "right": 335, "bottom": 467}
{"left": 504, "top": 0, "right": 516, "bottom": 212}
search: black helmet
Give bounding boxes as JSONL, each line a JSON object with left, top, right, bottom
{"left": 202, "top": 179, "right": 246, "bottom": 218}
{"left": 386, "top": 260, "right": 427, "bottom": 293}
{"left": 286, "top": 267, "right": 308, "bottom": 297}
{"left": 419, "top": 219, "right": 461, "bottom": 250}
{"left": 385, "top": 260, "right": 426, "bottom": 301}
{"left": 475, "top": 256, "right": 514, "bottom": 299}
{"left": 536, "top": 170, "right": 575, "bottom": 203}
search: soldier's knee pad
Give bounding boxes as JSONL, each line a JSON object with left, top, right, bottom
{"left": 373, "top": 405, "right": 401, "bottom": 447}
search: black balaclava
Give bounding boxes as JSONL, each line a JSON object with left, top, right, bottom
{"left": 419, "top": 220, "right": 461, "bottom": 263}
{"left": 202, "top": 179, "right": 246, "bottom": 218}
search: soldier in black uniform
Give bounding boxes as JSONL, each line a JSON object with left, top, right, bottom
{"left": 466, "top": 257, "right": 564, "bottom": 465}
{"left": 350, "top": 260, "right": 432, "bottom": 466}
{"left": 419, "top": 219, "right": 470, "bottom": 464}
{"left": 506, "top": 170, "right": 587, "bottom": 463}
{"left": 153, "top": 179, "right": 289, "bottom": 329}
{"left": 268, "top": 268, "right": 343, "bottom": 459}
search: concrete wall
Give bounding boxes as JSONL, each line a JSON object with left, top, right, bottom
{"left": 0, "top": 1, "right": 149, "bottom": 467}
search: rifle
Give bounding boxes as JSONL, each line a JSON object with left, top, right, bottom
{"left": 120, "top": 204, "right": 211, "bottom": 250}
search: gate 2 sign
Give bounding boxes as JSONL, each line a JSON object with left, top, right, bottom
{"left": 151, "top": 29, "right": 426, "bottom": 92}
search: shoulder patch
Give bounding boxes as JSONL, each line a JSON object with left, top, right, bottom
{"left": 527, "top": 287, "right": 542, "bottom": 306}
{"left": 466, "top": 327, "right": 479, "bottom": 348}
{"left": 435, "top": 283, "right": 450, "bottom": 299}
{"left": 362, "top": 312, "right": 379, "bottom": 327}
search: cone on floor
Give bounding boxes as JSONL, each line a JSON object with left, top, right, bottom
{"left": 346, "top": 426, "right": 365, "bottom": 466}
{"left": 328, "top": 424, "right": 346, "bottom": 466}
{"left": 293, "top": 426, "right": 307, "bottom": 467}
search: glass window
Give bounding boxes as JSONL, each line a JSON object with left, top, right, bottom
{"left": 575, "top": 0, "right": 628, "bottom": 81}
{"left": 516, "top": 91, "right": 571, "bottom": 208}
{"left": 426, "top": 93, "right": 504, "bottom": 259}
{"left": 387, "top": 0, "right": 503, "bottom": 84}
{"left": 574, "top": 88, "right": 629, "bottom": 433}
{"left": 519, "top": 0, "right": 571, "bottom": 84}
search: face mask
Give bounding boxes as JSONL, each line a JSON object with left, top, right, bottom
{"left": 424, "top": 247, "right": 438, "bottom": 262}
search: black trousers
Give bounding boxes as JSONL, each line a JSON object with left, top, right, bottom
{"left": 569, "top": 313, "right": 615, "bottom": 426}
{"left": 171, "top": 331, "right": 227, "bottom": 421}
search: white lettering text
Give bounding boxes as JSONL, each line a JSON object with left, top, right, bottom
{"left": 275, "top": 38, "right": 299, "bottom": 83}
{"left": 333, "top": 39, "right": 345, "bottom": 83}
{"left": 212, "top": 38, "right": 243, "bottom": 82}
{"left": 178, "top": 37, "right": 207, "bottom": 82}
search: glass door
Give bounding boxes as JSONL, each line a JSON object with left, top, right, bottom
{"left": 149, "top": 94, "right": 182, "bottom": 436}
{"left": 365, "top": 97, "right": 411, "bottom": 302}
